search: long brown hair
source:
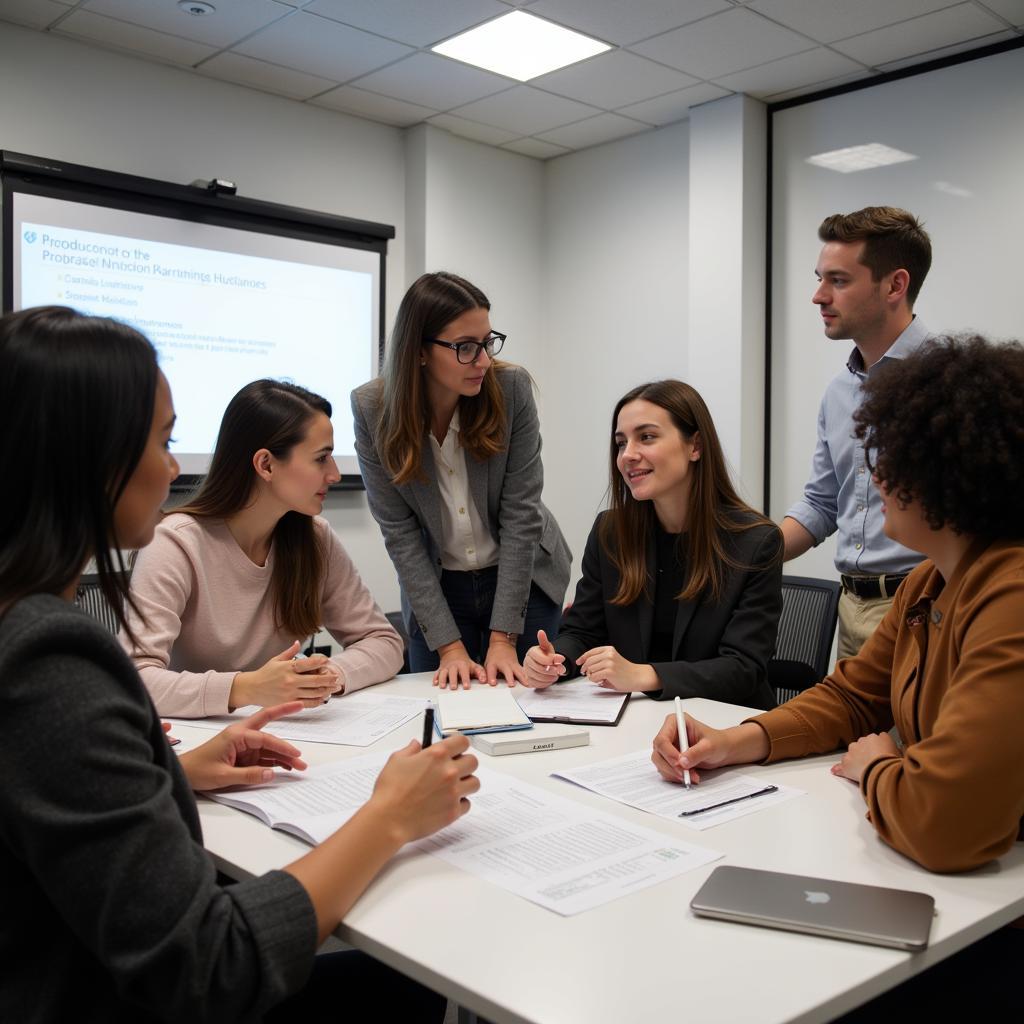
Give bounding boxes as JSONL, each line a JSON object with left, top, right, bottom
{"left": 600, "top": 380, "right": 777, "bottom": 605}
{"left": 376, "top": 272, "right": 507, "bottom": 484}
{"left": 175, "top": 380, "right": 330, "bottom": 638}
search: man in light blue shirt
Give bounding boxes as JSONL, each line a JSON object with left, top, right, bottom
{"left": 781, "top": 207, "right": 933, "bottom": 659}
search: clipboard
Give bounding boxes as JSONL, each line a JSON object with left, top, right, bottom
{"left": 518, "top": 685, "right": 630, "bottom": 728}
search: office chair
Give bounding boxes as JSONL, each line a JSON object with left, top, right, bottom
{"left": 768, "top": 575, "right": 841, "bottom": 704}
{"left": 73, "top": 571, "right": 127, "bottom": 635}
{"left": 384, "top": 611, "right": 411, "bottom": 675}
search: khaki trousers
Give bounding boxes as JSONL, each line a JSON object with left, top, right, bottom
{"left": 837, "top": 589, "right": 893, "bottom": 661}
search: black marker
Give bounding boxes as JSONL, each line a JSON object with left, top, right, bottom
{"left": 679, "top": 784, "right": 778, "bottom": 817}
{"left": 421, "top": 707, "right": 435, "bottom": 749}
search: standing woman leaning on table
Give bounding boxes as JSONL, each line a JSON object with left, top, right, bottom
{"left": 523, "top": 379, "right": 783, "bottom": 710}
{"left": 124, "top": 378, "right": 404, "bottom": 718}
{"left": 652, "top": 335, "right": 1024, "bottom": 874}
{"left": 352, "top": 271, "right": 571, "bottom": 689}
{"left": 0, "top": 306, "right": 477, "bottom": 1022}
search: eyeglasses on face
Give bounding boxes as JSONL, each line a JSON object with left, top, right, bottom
{"left": 423, "top": 331, "right": 506, "bottom": 364}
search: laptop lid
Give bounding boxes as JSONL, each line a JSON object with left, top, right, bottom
{"left": 690, "top": 865, "right": 934, "bottom": 951}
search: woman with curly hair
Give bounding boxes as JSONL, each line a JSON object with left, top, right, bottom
{"left": 652, "top": 334, "right": 1024, "bottom": 874}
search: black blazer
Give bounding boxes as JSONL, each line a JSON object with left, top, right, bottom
{"left": 554, "top": 512, "right": 782, "bottom": 711}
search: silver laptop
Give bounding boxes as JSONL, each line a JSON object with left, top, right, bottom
{"left": 690, "top": 865, "right": 934, "bottom": 950}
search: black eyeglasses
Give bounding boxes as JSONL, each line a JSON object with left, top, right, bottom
{"left": 424, "top": 331, "right": 506, "bottom": 364}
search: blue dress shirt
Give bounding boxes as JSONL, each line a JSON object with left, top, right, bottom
{"left": 785, "top": 317, "right": 932, "bottom": 577}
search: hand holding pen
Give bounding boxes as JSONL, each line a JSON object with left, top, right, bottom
{"left": 651, "top": 711, "right": 771, "bottom": 785}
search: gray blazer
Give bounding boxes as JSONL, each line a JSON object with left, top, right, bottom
{"left": 351, "top": 366, "right": 571, "bottom": 650}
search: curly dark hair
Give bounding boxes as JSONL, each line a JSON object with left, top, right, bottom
{"left": 853, "top": 334, "right": 1024, "bottom": 539}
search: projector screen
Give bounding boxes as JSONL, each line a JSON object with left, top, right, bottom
{"left": 2, "top": 153, "right": 392, "bottom": 486}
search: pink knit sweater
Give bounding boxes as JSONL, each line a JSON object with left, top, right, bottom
{"left": 123, "top": 513, "right": 403, "bottom": 717}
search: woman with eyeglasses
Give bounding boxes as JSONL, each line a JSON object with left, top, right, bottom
{"left": 522, "top": 379, "right": 783, "bottom": 711}
{"left": 352, "top": 272, "right": 571, "bottom": 689}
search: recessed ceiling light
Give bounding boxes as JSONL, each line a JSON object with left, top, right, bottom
{"left": 807, "top": 143, "right": 918, "bottom": 174}
{"left": 432, "top": 11, "right": 610, "bottom": 82}
{"left": 178, "top": 1, "right": 215, "bottom": 16}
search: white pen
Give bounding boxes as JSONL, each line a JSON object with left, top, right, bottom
{"left": 674, "top": 696, "right": 691, "bottom": 790}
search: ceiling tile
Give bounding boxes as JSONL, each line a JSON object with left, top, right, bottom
{"left": 0, "top": 0, "right": 71, "bottom": 31}
{"left": 532, "top": 50, "right": 699, "bottom": 109}
{"left": 312, "top": 85, "right": 438, "bottom": 125}
{"left": 747, "top": 0, "right": 956, "bottom": 45}
{"left": 832, "top": 3, "right": 1008, "bottom": 66}
{"left": 535, "top": 111, "right": 648, "bottom": 148}
{"left": 234, "top": 10, "right": 412, "bottom": 82}
{"left": 629, "top": 7, "right": 815, "bottom": 79}
{"left": 55, "top": 10, "right": 216, "bottom": 66}
{"left": 352, "top": 53, "right": 512, "bottom": 110}
{"left": 305, "top": 0, "right": 508, "bottom": 47}
{"left": 198, "top": 52, "right": 337, "bottom": 100}
{"left": 617, "top": 81, "right": 732, "bottom": 124}
{"left": 977, "top": 0, "right": 1024, "bottom": 27}
{"left": 876, "top": 29, "right": 1018, "bottom": 70}
{"left": 714, "top": 47, "right": 865, "bottom": 98}
{"left": 527, "top": 0, "right": 732, "bottom": 46}
{"left": 450, "top": 85, "right": 600, "bottom": 134}
{"left": 427, "top": 113, "right": 521, "bottom": 145}
{"left": 500, "top": 138, "right": 572, "bottom": 159}
{"left": 83, "top": 0, "right": 289, "bottom": 47}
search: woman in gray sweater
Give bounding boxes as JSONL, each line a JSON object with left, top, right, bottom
{"left": 0, "top": 306, "right": 478, "bottom": 1022}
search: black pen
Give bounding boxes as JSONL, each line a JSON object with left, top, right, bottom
{"left": 678, "top": 784, "right": 778, "bottom": 817}
{"left": 421, "top": 707, "right": 435, "bottom": 749}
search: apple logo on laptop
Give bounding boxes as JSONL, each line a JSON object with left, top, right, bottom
{"left": 804, "top": 890, "right": 831, "bottom": 904}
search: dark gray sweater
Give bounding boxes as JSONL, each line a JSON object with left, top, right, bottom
{"left": 0, "top": 595, "right": 318, "bottom": 1023}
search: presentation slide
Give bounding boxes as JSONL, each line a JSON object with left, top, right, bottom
{"left": 11, "top": 192, "right": 380, "bottom": 477}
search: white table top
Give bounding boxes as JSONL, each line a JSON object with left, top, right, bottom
{"left": 176, "top": 674, "right": 1024, "bottom": 1024}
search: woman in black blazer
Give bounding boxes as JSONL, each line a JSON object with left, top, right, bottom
{"left": 524, "top": 379, "right": 782, "bottom": 711}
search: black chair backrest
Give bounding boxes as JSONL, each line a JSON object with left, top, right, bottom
{"left": 73, "top": 572, "right": 126, "bottom": 635}
{"left": 384, "top": 611, "right": 411, "bottom": 675}
{"left": 769, "top": 575, "right": 841, "bottom": 704}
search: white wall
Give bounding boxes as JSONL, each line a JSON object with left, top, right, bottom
{"left": 770, "top": 45, "right": 1024, "bottom": 583}
{"left": 688, "top": 94, "right": 767, "bottom": 509}
{"left": 409, "top": 124, "right": 546, "bottom": 373}
{"left": 541, "top": 122, "right": 689, "bottom": 591}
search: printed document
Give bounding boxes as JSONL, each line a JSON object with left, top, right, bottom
{"left": 164, "top": 691, "right": 429, "bottom": 746}
{"left": 553, "top": 750, "right": 803, "bottom": 831}
{"left": 208, "top": 756, "right": 721, "bottom": 914}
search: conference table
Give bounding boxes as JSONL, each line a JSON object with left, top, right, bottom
{"left": 174, "top": 673, "right": 1024, "bottom": 1024}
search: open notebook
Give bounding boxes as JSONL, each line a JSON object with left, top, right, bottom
{"left": 434, "top": 687, "right": 533, "bottom": 736}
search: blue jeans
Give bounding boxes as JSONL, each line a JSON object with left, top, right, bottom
{"left": 407, "top": 567, "right": 560, "bottom": 671}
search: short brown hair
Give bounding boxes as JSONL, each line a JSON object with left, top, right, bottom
{"left": 818, "top": 206, "right": 932, "bottom": 305}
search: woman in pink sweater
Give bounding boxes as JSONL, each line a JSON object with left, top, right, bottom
{"left": 124, "top": 379, "right": 404, "bottom": 718}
